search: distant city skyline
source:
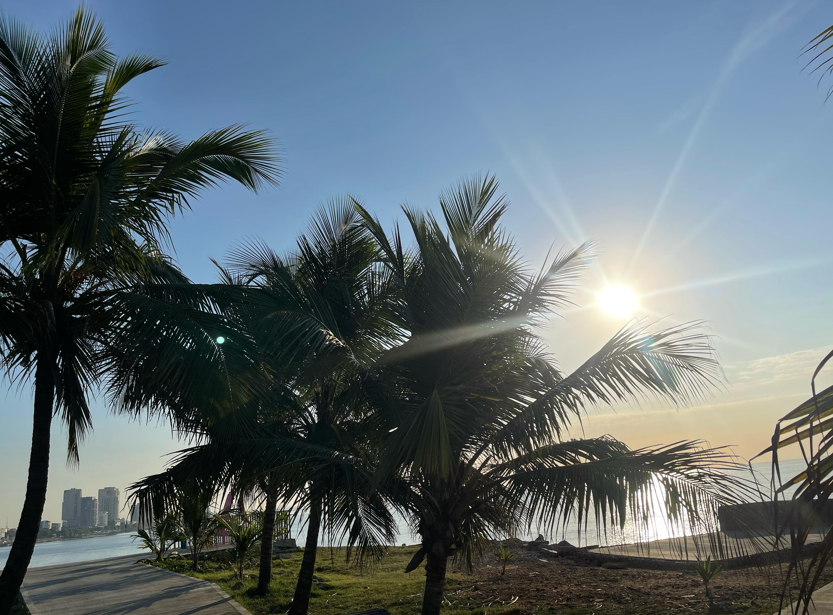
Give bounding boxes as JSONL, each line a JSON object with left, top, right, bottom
{"left": 59, "top": 487, "right": 123, "bottom": 530}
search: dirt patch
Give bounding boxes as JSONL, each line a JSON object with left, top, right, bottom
{"left": 443, "top": 542, "right": 833, "bottom": 614}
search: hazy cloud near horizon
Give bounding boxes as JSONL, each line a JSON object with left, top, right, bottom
{"left": 727, "top": 345, "right": 833, "bottom": 387}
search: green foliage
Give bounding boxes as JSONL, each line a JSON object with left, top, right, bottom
{"left": 150, "top": 547, "right": 498, "bottom": 615}
{"left": 496, "top": 544, "right": 515, "bottom": 576}
{"left": 216, "top": 511, "right": 264, "bottom": 579}
{"left": 802, "top": 25, "right": 833, "bottom": 101}
{"left": 0, "top": 5, "right": 281, "bottom": 460}
{"left": 178, "top": 484, "right": 223, "bottom": 571}
{"left": 129, "top": 175, "right": 756, "bottom": 615}
{"left": 128, "top": 202, "right": 403, "bottom": 573}
{"left": 696, "top": 556, "right": 723, "bottom": 600}
{"left": 133, "top": 513, "right": 180, "bottom": 562}
{"left": 763, "top": 348, "right": 833, "bottom": 612}
{"left": 356, "top": 176, "right": 750, "bottom": 571}
{"left": 0, "top": 4, "right": 280, "bottom": 604}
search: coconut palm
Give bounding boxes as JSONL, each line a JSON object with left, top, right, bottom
{"left": 355, "top": 175, "right": 752, "bottom": 615}
{"left": 178, "top": 482, "right": 224, "bottom": 571}
{"left": 223, "top": 203, "right": 402, "bottom": 614}
{"left": 802, "top": 24, "right": 833, "bottom": 101}
{"left": 216, "top": 510, "right": 264, "bottom": 580}
{"left": 0, "top": 8, "right": 279, "bottom": 611}
{"left": 128, "top": 203, "right": 401, "bottom": 613}
{"left": 133, "top": 512, "right": 180, "bottom": 563}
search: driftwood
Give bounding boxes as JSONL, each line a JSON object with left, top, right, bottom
{"left": 540, "top": 541, "right": 823, "bottom": 572}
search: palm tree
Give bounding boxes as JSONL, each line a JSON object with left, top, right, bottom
{"left": 355, "top": 176, "right": 752, "bottom": 615}
{"left": 0, "top": 8, "right": 279, "bottom": 611}
{"left": 217, "top": 510, "right": 264, "bottom": 580}
{"left": 223, "top": 203, "right": 401, "bottom": 615}
{"left": 802, "top": 23, "right": 833, "bottom": 101}
{"left": 763, "top": 349, "right": 833, "bottom": 614}
{"left": 178, "top": 482, "right": 223, "bottom": 571}
{"left": 128, "top": 203, "right": 400, "bottom": 613}
{"left": 133, "top": 512, "right": 181, "bottom": 563}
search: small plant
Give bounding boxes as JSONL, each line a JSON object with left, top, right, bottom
{"left": 696, "top": 556, "right": 723, "bottom": 602}
{"left": 216, "top": 511, "right": 263, "bottom": 579}
{"left": 497, "top": 543, "right": 516, "bottom": 576}
{"left": 178, "top": 485, "right": 223, "bottom": 571}
{"left": 133, "top": 513, "right": 180, "bottom": 562}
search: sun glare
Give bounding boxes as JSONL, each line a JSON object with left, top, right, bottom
{"left": 599, "top": 285, "right": 637, "bottom": 317}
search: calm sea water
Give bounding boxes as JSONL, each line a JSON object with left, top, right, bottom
{"left": 0, "top": 459, "right": 810, "bottom": 569}
{"left": 0, "top": 532, "right": 143, "bottom": 570}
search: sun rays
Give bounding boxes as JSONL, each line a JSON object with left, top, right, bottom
{"left": 627, "top": 0, "right": 802, "bottom": 274}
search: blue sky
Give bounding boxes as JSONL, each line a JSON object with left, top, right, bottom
{"left": 1, "top": 0, "right": 833, "bottom": 526}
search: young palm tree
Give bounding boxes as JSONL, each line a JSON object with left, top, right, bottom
{"left": 217, "top": 510, "right": 264, "bottom": 580}
{"left": 0, "top": 9, "right": 279, "bottom": 611}
{"left": 178, "top": 482, "right": 223, "bottom": 571}
{"left": 133, "top": 512, "right": 180, "bottom": 563}
{"left": 356, "top": 176, "right": 751, "bottom": 615}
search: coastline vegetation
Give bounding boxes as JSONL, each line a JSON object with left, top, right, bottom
{"left": 2, "top": 6, "right": 833, "bottom": 615}
{"left": 128, "top": 178, "right": 757, "bottom": 615}
{"left": 148, "top": 544, "right": 830, "bottom": 615}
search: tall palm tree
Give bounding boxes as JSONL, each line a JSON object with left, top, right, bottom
{"left": 225, "top": 203, "right": 402, "bottom": 614}
{"left": 355, "top": 176, "right": 752, "bottom": 615}
{"left": 128, "top": 203, "right": 401, "bottom": 613}
{"left": 0, "top": 8, "right": 279, "bottom": 611}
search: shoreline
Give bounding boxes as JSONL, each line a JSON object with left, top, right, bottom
{"left": 0, "top": 530, "right": 130, "bottom": 549}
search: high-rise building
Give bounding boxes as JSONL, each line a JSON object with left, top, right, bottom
{"left": 97, "top": 487, "right": 120, "bottom": 527}
{"left": 62, "top": 488, "right": 82, "bottom": 528}
{"left": 97, "top": 511, "right": 109, "bottom": 527}
{"left": 80, "top": 497, "right": 98, "bottom": 528}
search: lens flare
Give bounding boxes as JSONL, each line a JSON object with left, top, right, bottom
{"left": 599, "top": 286, "right": 637, "bottom": 317}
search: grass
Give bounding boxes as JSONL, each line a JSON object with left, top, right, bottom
{"left": 151, "top": 546, "right": 527, "bottom": 615}
{"left": 149, "top": 546, "right": 796, "bottom": 615}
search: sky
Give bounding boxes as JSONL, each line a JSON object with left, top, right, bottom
{"left": 1, "top": 0, "right": 833, "bottom": 528}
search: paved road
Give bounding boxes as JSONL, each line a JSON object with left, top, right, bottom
{"left": 21, "top": 555, "right": 251, "bottom": 615}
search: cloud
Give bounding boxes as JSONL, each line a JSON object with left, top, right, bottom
{"left": 728, "top": 346, "right": 833, "bottom": 387}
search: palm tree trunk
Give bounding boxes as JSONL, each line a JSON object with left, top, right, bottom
{"left": 421, "top": 551, "right": 448, "bottom": 615}
{"left": 257, "top": 484, "right": 278, "bottom": 594}
{"left": 191, "top": 535, "right": 199, "bottom": 571}
{"left": 0, "top": 357, "right": 54, "bottom": 615}
{"left": 288, "top": 497, "right": 321, "bottom": 615}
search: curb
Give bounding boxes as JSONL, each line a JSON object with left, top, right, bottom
{"left": 209, "top": 583, "right": 253, "bottom": 615}
{"left": 142, "top": 560, "right": 253, "bottom": 615}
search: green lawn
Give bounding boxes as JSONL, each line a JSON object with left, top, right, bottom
{"left": 149, "top": 546, "right": 786, "bottom": 615}
{"left": 151, "top": 547, "right": 533, "bottom": 615}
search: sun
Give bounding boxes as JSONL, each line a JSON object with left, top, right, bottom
{"left": 599, "top": 285, "right": 637, "bottom": 317}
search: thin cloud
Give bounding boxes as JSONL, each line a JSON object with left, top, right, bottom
{"left": 728, "top": 346, "right": 833, "bottom": 387}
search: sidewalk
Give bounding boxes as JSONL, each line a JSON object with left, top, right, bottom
{"left": 21, "top": 554, "right": 251, "bottom": 614}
